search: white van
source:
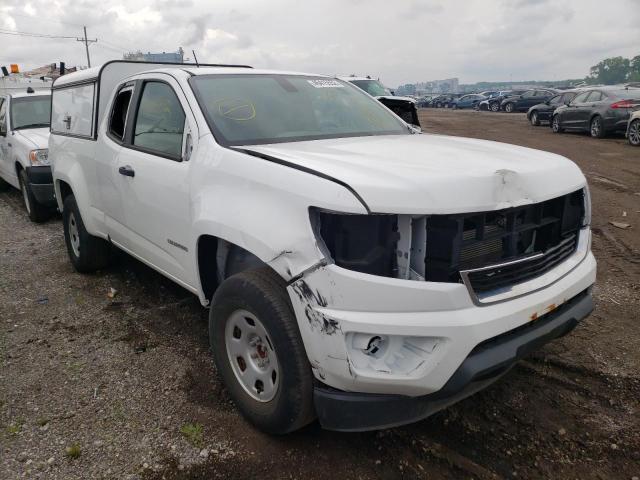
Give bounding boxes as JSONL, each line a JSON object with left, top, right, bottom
{"left": 50, "top": 61, "right": 596, "bottom": 433}
{"left": 0, "top": 88, "right": 55, "bottom": 222}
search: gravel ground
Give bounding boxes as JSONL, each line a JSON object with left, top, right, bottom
{"left": 1, "top": 108, "right": 639, "bottom": 479}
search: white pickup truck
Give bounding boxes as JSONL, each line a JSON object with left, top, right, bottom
{"left": 0, "top": 89, "right": 56, "bottom": 222}
{"left": 50, "top": 61, "right": 596, "bottom": 434}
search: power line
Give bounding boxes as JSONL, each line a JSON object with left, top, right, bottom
{"left": 0, "top": 28, "right": 77, "bottom": 39}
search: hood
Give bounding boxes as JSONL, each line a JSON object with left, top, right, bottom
{"left": 244, "top": 134, "right": 586, "bottom": 214}
{"left": 15, "top": 128, "right": 50, "bottom": 149}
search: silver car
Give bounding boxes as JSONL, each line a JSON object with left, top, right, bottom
{"left": 627, "top": 109, "right": 640, "bottom": 146}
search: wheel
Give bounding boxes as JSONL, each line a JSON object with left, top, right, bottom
{"left": 18, "top": 169, "right": 53, "bottom": 223}
{"left": 590, "top": 115, "right": 605, "bottom": 138}
{"left": 490, "top": 102, "right": 500, "bottom": 112}
{"left": 210, "top": 268, "right": 315, "bottom": 434}
{"left": 62, "top": 194, "right": 111, "bottom": 272}
{"left": 629, "top": 119, "right": 640, "bottom": 146}
{"left": 504, "top": 102, "right": 515, "bottom": 113}
{"left": 436, "top": 102, "right": 442, "bottom": 108}
{"left": 551, "top": 114, "right": 563, "bottom": 133}
{"left": 530, "top": 111, "right": 540, "bottom": 126}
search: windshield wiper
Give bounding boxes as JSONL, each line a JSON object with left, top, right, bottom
{"left": 14, "top": 123, "right": 50, "bottom": 130}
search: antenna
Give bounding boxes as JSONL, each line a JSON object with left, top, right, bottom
{"left": 192, "top": 50, "right": 200, "bottom": 67}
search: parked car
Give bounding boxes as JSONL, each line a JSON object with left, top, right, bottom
{"left": 479, "top": 90, "right": 525, "bottom": 112}
{"left": 526, "top": 90, "right": 581, "bottom": 126}
{"left": 340, "top": 76, "right": 420, "bottom": 126}
{"left": 501, "top": 89, "right": 557, "bottom": 113}
{"left": 0, "top": 89, "right": 56, "bottom": 222}
{"left": 551, "top": 86, "right": 640, "bottom": 138}
{"left": 627, "top": 109, "right": 640, "bottom": 146}
{"left": 50, "top": 61, "right": 595, "bottom": 434}
{"left": 451, "top": 94, "right": 486, "bottom": 110}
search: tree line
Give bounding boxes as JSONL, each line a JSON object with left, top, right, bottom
{"left": 587, "top": 55, "right": 640, "bottom": 85}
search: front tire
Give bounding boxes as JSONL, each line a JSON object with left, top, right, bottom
{"left": 590, "top": 115, "right": 605, "bottom": 138}
{"left": 19, "top": 169, "right": 53, "bottom": 223}
{"left": 504, "top": 102, "right": 515, "bottom": 113}
{"left": 629, "top": 119, "right": 640, "bottom": 146}
{"left": 210, "top": 268, "right": 315, "bottom": 434}
{"left": 62, "top": 194, "right": 111, "bottom": 272}
{"left": 490, "top": 102, "right": 500, "bottom": 112}
{"left": 552, "top": 114, "right": 563, "bottom": 133}
{"left": 530, "top": 111, "right": 540, "bottom": 126}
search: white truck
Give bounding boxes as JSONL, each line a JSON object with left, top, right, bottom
{"left": 0, "top": 88, "right": 56, "bottom": 222}
{"left": 50, "top": 61, "right": 596, "bottom": 433}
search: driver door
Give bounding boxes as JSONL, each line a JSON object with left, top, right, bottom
{"left": 110, "top": 76, "right": 198, "bottom": 288}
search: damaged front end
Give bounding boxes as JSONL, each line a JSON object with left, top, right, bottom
{"left": 376, "top": 97, "right": 420, "bottom": 127}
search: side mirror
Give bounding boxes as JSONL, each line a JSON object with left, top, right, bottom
{"left": 564, "top": 100, "right": 571, "bottom": 106}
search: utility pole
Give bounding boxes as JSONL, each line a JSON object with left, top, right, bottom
{"left": 76, "top": 26, "right": 97, "bottom": 67}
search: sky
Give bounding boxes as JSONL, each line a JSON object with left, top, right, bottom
{"left": 1, "top": 0, "right": 638, "bottom": 87}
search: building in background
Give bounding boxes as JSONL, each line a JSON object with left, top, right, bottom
{"left": 123, "top": 47, "right": 185, "bottom": 63}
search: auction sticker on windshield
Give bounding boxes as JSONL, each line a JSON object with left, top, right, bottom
{"left": 307, "top": 79, "right": 344, "bottom": 88}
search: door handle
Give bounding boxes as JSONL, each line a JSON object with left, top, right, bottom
{"left": 118, "top": 165, "right": 135, "bottom": 177}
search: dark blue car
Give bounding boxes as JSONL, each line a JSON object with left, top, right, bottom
{"left": 451, "top": 94, "right": 486, "bottom": 110}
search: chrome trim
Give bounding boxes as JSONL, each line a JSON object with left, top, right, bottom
{"left": 461, "top": 228, "right": 590, "bottom": 306}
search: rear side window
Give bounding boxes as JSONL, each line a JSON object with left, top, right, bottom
{"left": 562, "top": 92, "right": 577, "bottom": 103}
{"left": 587, "top": 91, "right": 603, "bottom": 102}
{"left": 573, "top": 92, "right": 590, "bottom": 103}
{"left": 133, "top": 82, "right": 185, "bottom": 159}
{"left": 549, "top": 95, "right": 562, "bottom": 105}
{"left": 522, "top": 91, "right": 535, "bottom": 98}
{"left": 109, "top": 87, "right": 133, "bottom": 141}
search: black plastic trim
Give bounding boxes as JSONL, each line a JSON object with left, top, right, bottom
{"left": 313, "top": 289, "right": 593, "bottom": 431}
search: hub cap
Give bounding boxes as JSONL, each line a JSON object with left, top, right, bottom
{"left": 491, "top": 103, "right": 499, "bottom": 112}
{"left": 552, "top": 116, "right": 559, "bottom": 132}
{"left": 630, "top": 120, "right": 640, "bottom": 146}
{"left": 506, "top": 103, "right": 513, "bottom": 112}
{"left": 225, "top": 309, "right": 279, "bottom": 402}
{"left": 591, "top": 118, "right": 601, "bottom": 137}
{"left": 68, "top": 212, "right": 80, "bottom": 257}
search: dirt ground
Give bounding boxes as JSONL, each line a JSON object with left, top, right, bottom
{"left": 1, "top": 109, "right": 639, "bottom": 480}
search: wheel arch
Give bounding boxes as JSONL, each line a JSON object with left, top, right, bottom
{"left": 196, "top": 234, "right": 274, "bottom": 304}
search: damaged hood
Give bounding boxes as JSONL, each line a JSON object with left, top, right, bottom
{"left": 15, "top": 128, "right": 50, "bottom": 149}
{"left": 244, "top": 134, "right": 586, "bottom": 214}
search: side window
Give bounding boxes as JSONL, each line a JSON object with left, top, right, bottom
{"left": 522, "top": 91, "right": 535, "bottom": 98}
{"left": 549, "top": 95, "right": 561, "bottom": 105}
{"left": 0, "top": 99, "right": 7, "bottom": 134}
{"left": 109, "top": 87, "right": 133, "bottom": 141}
{"left": 572, "top": 92, "right": 590, "bottom": 103}
{"left": 133, "top": 82, "right": 185, "bottom": 159}
{"left": 587, "top": 91, "right": 602, "bottom": 102}
{"left": 562, "top": 92, "right": 577, "bottom": 104}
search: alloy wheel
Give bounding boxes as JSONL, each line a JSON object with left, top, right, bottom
{"left": 629, "top": 120, "right": 640, "bottom": 146}
{"left": 591, "top": 117, "right": 601, "bottom": 137}
{"left": 225, "top": 309, "right": 279, "bottom": 402}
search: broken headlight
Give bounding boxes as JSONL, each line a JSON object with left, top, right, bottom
{"left": 29, "top": 149, "right": 50, "bottom": 166}
{"left": 310, "top": 209, "right": 400, "bottom": 278}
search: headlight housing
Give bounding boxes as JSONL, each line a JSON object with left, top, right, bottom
{"left": 29, "top": 149, "right": 50, "bottom": 166}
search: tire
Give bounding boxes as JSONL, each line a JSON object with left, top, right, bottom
{"left": 551, "top": 114, "right": 563, "bottom": 133}
{"left": 590, "top": 115, "right": 605, "bottom": 138}
{"left": 490, "top": 102, "right": 500, "bottom": 112}
{"left": 210, "top": 268, "right": 315, "bottom": 434}
{"left": 0, "top": 177, "right": 10, "bottom": 192}
{"left": 629, "top": 119, "right": 640, "bottom": 146}
{"left": 19, "top": 169, "right": 53, "bottom": 223}
{"left": 62, "top": 194, "right": 111, "bottom": 273}
{"left": 436, "top": 102, "right": 442, "bottom": 108}
{"left": 451, "top": 104, "right": 457, "bottom": 109}
{"left": 504, "top": 102, "right": 515, "bottom": 113}
{"left": 530, "top": 111, "right": 540, "bottom": 126}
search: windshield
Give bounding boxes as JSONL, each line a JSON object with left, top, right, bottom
{"left": 348, "top": 79, "right": 390, "bottom": 97}
{"left": 11, "top": 96, "right": 51, "bottom": 130}
{"left": 190, "top": 75, "right": 408, "bottom": 146}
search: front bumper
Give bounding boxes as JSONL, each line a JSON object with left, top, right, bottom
{"left": 25, "top": 166, "right": 56, "bottom": 207}
{"left": 314, "top": 289, "right": 593, "bottom": 431}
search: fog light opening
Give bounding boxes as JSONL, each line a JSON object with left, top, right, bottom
{"left": 364, "top": 336, "right": 384, "bottom": 356}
